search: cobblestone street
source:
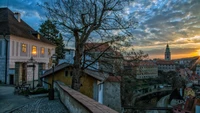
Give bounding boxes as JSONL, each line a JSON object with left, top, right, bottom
{"left": 12, "top": 97, "right": 69, "bottom": 113}
{"left": 0, "top": 85, "right": 69, "bottom": 113}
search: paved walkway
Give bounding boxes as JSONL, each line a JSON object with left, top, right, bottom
{"left": 0, "top": 85, "right": 69, "bottom": 113}
{"left": 12, "top": 97, "right": 68, "bottom": 113}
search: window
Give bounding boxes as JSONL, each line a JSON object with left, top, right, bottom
{"left": 48, "top": 48, "right": 51, "bottom": 55}
{"left": 41, "top": 47, "right": 45, "bottom": 54}
{"left": 37, "top": 34, "right": 40, "bottom": 39}
{"left": 32, "top": 46, "right": 37, "bottom": 55}
{"left": 65, "top": 71, "right": 68, "bottom": 77}
{"left": 70, "top": 71, "right": 73, "bottom": 76}
{"left": 22, "top": 44, "right": 26, "bottom": 53}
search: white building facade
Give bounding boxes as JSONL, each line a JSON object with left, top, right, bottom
{"left": 0, "top": 8, "right": 55, "bottom": 86}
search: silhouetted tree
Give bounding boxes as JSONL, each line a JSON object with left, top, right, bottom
{"left": 41, "top": 0, "right": 139, "bottom": 91}
{"left": 39, "top": 19, "right": 65, "bottom": 60}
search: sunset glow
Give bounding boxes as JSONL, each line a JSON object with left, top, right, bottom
{"left": 1, "top": 0, "right": 200, "bottom": 59}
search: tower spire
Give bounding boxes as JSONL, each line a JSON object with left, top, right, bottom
{"left": 165, "top": 44, "right": 171, "bottom": 60}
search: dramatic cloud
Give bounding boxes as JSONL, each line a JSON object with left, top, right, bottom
{"left": 127, "top": 0, "right": 200, "bottom": 59}
{"left": 1, "top": 0, "right": 200, "bottom": 59}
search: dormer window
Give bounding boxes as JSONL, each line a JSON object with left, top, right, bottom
{"left": 31, "top": 31, "right": 41, "bottom": 39}
{"left": 37, "top": 34, "right": 40, "bottom": 39}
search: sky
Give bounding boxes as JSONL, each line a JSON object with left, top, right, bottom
{"left": 1, "top": 0, "right": 200, "bottom": 59}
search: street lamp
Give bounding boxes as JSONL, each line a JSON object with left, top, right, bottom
{"left": 27, "top": 57, "right": 37, "bottom": 89}
{"left": 49, "top": 54, "right": 57, "bottom": 100}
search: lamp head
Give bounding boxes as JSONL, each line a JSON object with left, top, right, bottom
{"left": 51, "top": 54, "right": 57, "bottom": 63}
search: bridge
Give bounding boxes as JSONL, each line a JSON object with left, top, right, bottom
{"left": 134, "top": 87, "right": 172, "bottom": 99}
{"left": 129, "top": 87, "right": 172, "bottom": 109}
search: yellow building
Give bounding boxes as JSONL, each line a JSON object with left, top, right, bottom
{"left": 184, "top": 87, "right": 195, "bottom": 98}
{"left": 41, "top": 63, "right": 108, "bottom": 98}
{"left": 41, "top": 63, "right": 122, "bottom": 112}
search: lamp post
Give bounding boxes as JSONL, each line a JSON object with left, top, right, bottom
{"left": 27, "top": 57, "right": 37, "bottom": 89}
{"left": 49, "top": 54, "right": 57, "bottom": 100}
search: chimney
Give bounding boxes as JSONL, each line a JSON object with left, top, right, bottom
{"left": 14, "top": 12, "right": 21, "bottom": 22}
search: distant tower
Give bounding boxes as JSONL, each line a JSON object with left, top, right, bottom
{"left": 165, "top": 44, "right": 171, "bottom": 60}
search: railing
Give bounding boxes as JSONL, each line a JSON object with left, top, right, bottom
{"left": 14, "top": 82, "right": 31, "bottom": 95}
{"left": 134, "top": 87, "right": 172, "bottom": 99}
{"left": 54, "top": 81, "right": 118, "bottom": 113}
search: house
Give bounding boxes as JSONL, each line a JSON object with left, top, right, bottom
{"left": 174, "top": 56, "right": 199, "bottom": 68}
{"left": 41, "top": 62, "right": 122, "bottom": 112}
{"left": 156, "top": 60, "right": 176, "bottom": 72}
{"left": 195, "top": 63, "right": 200, "bottom": 76}
{"left": 173, "top": 96, "right": 200, "bottom": 113}
{"left": 184, "top": 88, "right": 195, "bottom": 99}
{"left": 124, "top": 60, "right": 158, "bottom": 79}
{"left": 178, "top": 68, "right": 199, "bottom": 85}
{"left": 0, "top": 8, "right": 55, "bottom": 86}
{"left": 179, "top": 68, "right": 193, "bottom": 81}
{"left": 58, "top": 42, "right": 123, "bottom": 74}
{"left": 58, "top": 48, "right": 75, "bottom": 64}
{"left": 84, "top": 42, "right": 123, "bottom": 74}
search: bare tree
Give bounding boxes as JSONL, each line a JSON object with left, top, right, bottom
{"left": 41, "top": 0, "right": 137, "bottom": 90}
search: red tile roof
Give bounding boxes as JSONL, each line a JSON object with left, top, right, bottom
{"left": 124, "top": 60, "right": 157, "bottom": 67}
{"left": 156, "top": 60, "right": 175, "bottom": 65}
{"left": 84, "top": 42, "right": 122, "bottom": 57}
{"left": 84, "top": 69, "right": 109, "bottom": 81}
{"left": 84, "top": 43, "right": 112, "bottom": 52}
{"left": 106, "top": 76, "right": 121, "bottom": 82}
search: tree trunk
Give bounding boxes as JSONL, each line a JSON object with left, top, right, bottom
{"left": 71, "top": 32, "right": 83, "bottom": 91}
{"left": 72, "top": 46, "right": 82, "bottom": 90}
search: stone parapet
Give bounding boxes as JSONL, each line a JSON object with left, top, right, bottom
{"left": 54, "top": 81, "right": 118, "bottom": 113}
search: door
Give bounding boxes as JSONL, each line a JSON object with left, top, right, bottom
{"left": 9, "top": 74, "right": 14, "bottom": 84}
{"left": 98, "top": 83, "right": 103, "bottom": 104}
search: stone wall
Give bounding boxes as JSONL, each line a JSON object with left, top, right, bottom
{"left": 54, "top": 81, "right": 118, "bottom": 113}
{"left": 103, "top": 82, "right": 121, "bottom": 112}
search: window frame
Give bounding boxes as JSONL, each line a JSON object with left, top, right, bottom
{"left": 48, "top": 48, "right": 51, "bottom": 55}
{"left": 21, "top": 43, "right": 27, "bottom": 53}
{"left": 32, "top": 45, "right": 37, "bottom": 55}
{"left": 41, "top": 47, "right": 45, "bottom": 55}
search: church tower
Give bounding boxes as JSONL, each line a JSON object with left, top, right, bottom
{"left": 165, "top": 44, "right": 171, "bottom": 60}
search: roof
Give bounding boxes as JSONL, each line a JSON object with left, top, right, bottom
{"left": 41, "top": 63, "right": 72, "bottom": 78}
{"left": 84, "top": 42, "right": 122, "bottom": 57}
{"left": 124, "top": 60, "right": 157, "bottom": 67}
{"left": 41, "top": 63, "right": 109, "bottom": 81}
{"left": 0, "top": 8, "right": 53, "bottom": 45}
{"left": 84, "top": 43, "right": 112, "bottom": 52}
{"left": 105, "top": 76, "right": 121, "bottom": 82}
{"left": 84, "top": 69, "right": 109, "bottom": 81}
{"left": 156, "top": 60, "right": 175, "bottom": 65}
